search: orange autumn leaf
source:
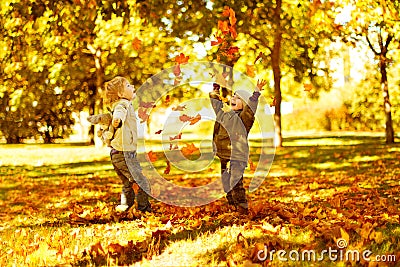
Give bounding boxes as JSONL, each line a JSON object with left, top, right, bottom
{"left": 222, "top": 6, "right": 231, "bottom": 17}
{"left": 173, "top": 64, "right": 181, "bottom": 77}
{"left": 179, "top": 114, "right": 192, "bottom": 123}
{"left": 181, "top": 143, "right": 200, "bottom": 157}
{"left": 248, "top": 158, "right": 256, "bottom": 172}
{"left": 139, "top": 101, "right": 156, "bottom": 108}
{"left": 211, "top": 36, "right": 224, "bottom": 46}
{"left": 218, "top": 20, "right": 229, "bottom": 33}
{"left": 175, "top": 53, "right": 189, "bottom": 64}
{"left": 132, "top": 37, "right": 142, "bottom": 50}
{"left": 189, "top": 113, "right": 201, "bottom": 125}
{"left": 228, "top": 8, "right": 237, "bottom": 26}
{"left": 246, "top": 64, "right": 256, "bottom": 78}
{"left": 226, "top": 46, "right": 239, "bottom": 55}
{"left": 138, "top": 107, "right": 150, "bottom": 123}
{"left": 172, "top": 105, "right": 186, "bottom": 111}
{"left": 304, "top": 83, "right": 313, "bottom": 92}
{"left": 229, "top": 25, "right": 237, "bottom": 39}
{"left": 146, "top": 151, "right": 157, "bottom": 162}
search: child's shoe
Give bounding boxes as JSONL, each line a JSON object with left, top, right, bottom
{"left": 237, "top": 202, "right": 249, "bottom": 214}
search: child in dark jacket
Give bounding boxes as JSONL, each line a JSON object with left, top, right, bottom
{"left": 210, "top": 80, "right": 266, "bottom": 213}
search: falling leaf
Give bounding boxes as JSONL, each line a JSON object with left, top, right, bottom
{"left": 146, "top": 151, "right": 157, "bottom": 162}
{"left": 139, "top": 101, "right": 156, "bottom": 108}
{"left": 169, "top": 143, "right": 179, "bottom": 150}
{"left": 138, "top": 108, "right": 150, "bottom": 123}
{"left": 218, "top": 20, "right": 230, "bottom": 34}
{"left": 246, "top": 64, "right": 256, "bottom": 78}
{"left": 169, "top": 132, "right": 182, "bottom": 141}
{"left": 181, "top": 143, "right": 200, "bottom": 157}
{"left": 228, "top": 8, "right": 237, "bottom": 26}
{"left": 189, "top": 113, "right": 201, "bottom": 125}
{"left": 175, "top": 53, "right": 189, "bottom": 64}
{"left": 222, "top": 6, "right": 231, "bottom": 17}
{"left": 248, "top": 158, "right": 256, "bottom": 172}
{"left": 132, "top": 37, "right": 142, "bottom": 50}
{"left": 211, "top": 36, "right": 224, "bottom": 46}
{"left": 164, "top": 160, "right": 171, "bottom": 174}
{"left": 226, "top": 46, "right": 239, "bottom": 55}
{"left": 172, "top": 105, "right": 186, "bottom": 111}
{"left": 155, "top": 129, "right": 162, "bottom": 134}
{"left": 165, "top": 95, "right": 171, "bottom": 104}
{"left": 304, "top": 83, "right": 313, "bottom": 92}
{"left": 179, "top": 114, "right": 192, "bottom": 123}
{"left": 173, "top": 64, "right": 181, "bottom": 77}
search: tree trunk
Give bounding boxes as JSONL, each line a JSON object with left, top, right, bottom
{"left": 271, "top": 0, "right": 283, "bottom": 147}
{"left": 380, "top": 56, "right": 395, "bottom": 144}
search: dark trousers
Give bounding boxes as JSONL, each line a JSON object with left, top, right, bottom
{"left": 220, "top": 158, "right": 247, "bottom": 205}
{"left": 111, "top": 150, "right": 151, "bottom": 211}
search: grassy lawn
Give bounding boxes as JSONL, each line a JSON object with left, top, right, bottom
{"left": 0, "top": 133, "right": 399, "bottom": 266}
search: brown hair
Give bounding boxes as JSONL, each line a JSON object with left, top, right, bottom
{"left": 104, "top": 76, "right": 128, "bottom": 105}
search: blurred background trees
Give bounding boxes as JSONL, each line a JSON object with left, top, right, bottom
{"left": 0, "top": 0, "right": 399, "bottom": 144}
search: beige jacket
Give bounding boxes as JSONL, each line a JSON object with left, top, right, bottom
{"left": 110, "top": 99, "right": 138, "bottom": 152}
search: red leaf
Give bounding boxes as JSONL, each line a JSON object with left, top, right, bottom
{"left": 132, "top": 37, "right": 142, "bottom": 50}
{"left": 155, "top": 129, "right": 162, "bottom": 134}
{"left": 146, "top": 151, "right": 157, "bottom": 162}
{"left": 164, "top": 160, "right": 171, "bottom": 174}
{"left": 169, "top": 132, "right": 182, "bottom": 141}
{"left": 175, "top": 53, "right": 189, "bottom": 64}
{"left": 211, "top": 36, "right": 224, "bottom": 46}
{"left": 165, "top": 95, "right": 171, "bottom": 104}
{"left": 169, "top": 143, "right": 179, "bottom": 150}
{"left": 226, "top": 46, "right": 239, "bottom": 55}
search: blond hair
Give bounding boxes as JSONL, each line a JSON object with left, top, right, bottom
{"left": 104, "top": 76, "right": 129, "bottom": 105}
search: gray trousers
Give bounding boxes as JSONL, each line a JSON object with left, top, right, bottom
{"left": 220, "top": 159, "right": 248, "bottom": 205}
{"left": 111, "top": 150, "right": 151, "bottom": 211}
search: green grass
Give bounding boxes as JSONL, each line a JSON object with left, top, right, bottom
{"left": 0, "top": 133, "right": 399, "bottom": 266}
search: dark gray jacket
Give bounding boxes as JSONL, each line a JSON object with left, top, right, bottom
{"left": 210, "top": 91, "right": 260, "bottom": 162}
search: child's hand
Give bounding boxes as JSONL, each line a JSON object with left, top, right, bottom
{"left": 255, "top": 79, "right": 267, "bottom": 92}
{"left": 112, "top": 118, "right": 121, "bottom": 128}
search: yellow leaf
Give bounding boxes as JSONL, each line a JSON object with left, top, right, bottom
{"left": 340, "top": 227, "right": 350, "bottom": 246}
